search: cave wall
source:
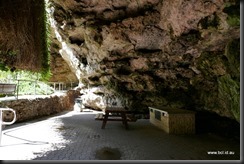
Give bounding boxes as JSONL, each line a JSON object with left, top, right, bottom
{"left": 47, "top": 0, "right": 240, "bottom": 122}
{"left": 49, "top": 33, "right": 79, "bottom": 83}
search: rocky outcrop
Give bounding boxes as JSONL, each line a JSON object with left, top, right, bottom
{"left": 47, "top": 0, "right": 240, "bottom": 122}
{"left": 49, "top": 49, "right": 78, "bottom": 83}
{"left": 49, "top": 26, "right": 79, "bottom": 83}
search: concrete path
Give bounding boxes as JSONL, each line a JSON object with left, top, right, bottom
{"left": 0, "top": 110, "right": 241, "bottom": 162}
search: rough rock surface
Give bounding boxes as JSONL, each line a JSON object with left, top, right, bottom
{"left": 49, "top": 29, "right": 79, "bottom": 83}
{"left": 1, "top": 90, "right": 80, "bottom": 123}
{"left": 48, "top": 0, "right": 240, "bottom": 122}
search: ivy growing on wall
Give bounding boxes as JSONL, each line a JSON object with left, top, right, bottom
{"left": 0, "top": 0, "right": 51, "bottom": 81}
{"left": 40, "top": 0, "right": 52, "bottom": 81}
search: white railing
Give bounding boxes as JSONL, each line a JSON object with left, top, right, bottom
{"left": 0, "top": 107, "right": 16, "bottom": 146}
{"left": 0, "top": 78, "right": 78, "bottom": 99}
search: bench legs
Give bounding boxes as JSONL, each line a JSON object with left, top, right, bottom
{"left": 101, "top": 111, "right": 128, "bottom": 129}
{"left": 101, "top": 112, "right": 109, "bottom": 129}
{"left": 121, "top": 112, "right": 128, "bottom": 129}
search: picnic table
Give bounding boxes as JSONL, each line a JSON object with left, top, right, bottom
{"left": 95, "top": 106, "right": 137, "bottom": 129}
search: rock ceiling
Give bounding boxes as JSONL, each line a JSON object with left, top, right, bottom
{"left": 1, "top": 0, "right": 240, "bottom": 122}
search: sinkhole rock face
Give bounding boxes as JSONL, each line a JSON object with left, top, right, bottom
{"left": 49, "top": 34, "right": 79, "bottom": 83}
{"left": 48, "top": 0, "right": 240, "bottom": 122}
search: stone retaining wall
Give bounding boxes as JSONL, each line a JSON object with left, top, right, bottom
{"left": 0, "top": 90, "right": 80, "bottom": 123}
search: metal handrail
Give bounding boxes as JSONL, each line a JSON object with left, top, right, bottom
{"left": 0, "top": 107, "right": 16, "bottom": 146}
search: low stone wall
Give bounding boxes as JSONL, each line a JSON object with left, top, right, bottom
{"left": 0, "top": 90, "right": 80, "bottom": 123}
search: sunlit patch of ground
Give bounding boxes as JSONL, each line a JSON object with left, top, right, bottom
{"left": 0, "top": 112, "right": 76, "bottom": 160}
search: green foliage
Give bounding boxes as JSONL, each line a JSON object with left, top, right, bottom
{"left": 0, "top": 70, "right": 54, "bottom": 96}
{"left": 223, "top": 3, "right": 240, "bottom": 27}
{"left": 0, "top": 50, "right": 17, "bottom": 71}
{"left": 217, "top": 74, "right": 240, "bottom": 122}
{"left": 224, "top": 39, "right": 240, "bottom": 79}
{"left": 226, "top": 15, "right": 240, "bottom": 27}
{"left": 17, "top": 80, "right": 54, "bottom": 95}
{"left": 197, "top": 51, "right": 226, "bottom": 79}
{"left": 0, "top": 62, "right": 8, "bottom": 71}
{"left": 40, "top": 0, "right": 52, "bottom": 81}
{"left": 0, "top": 70, "right": 42, "bottom": 82}
{"left": 0, "top": 0, "right": 52, "bottom": 79}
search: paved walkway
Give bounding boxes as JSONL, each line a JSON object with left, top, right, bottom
{"left": 0, "top": 110, "right": 241, "bottom": 162}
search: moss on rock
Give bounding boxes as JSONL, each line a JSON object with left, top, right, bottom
{"left": 217, "top": 74, "right": 240, "bottom": 122}
{"left": 223, "top": 2, "right": 240, "bottom": 27}
{"left": 224, "top": 39, "right": 240, "bottom": 79}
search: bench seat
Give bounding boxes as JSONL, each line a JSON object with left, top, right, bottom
{"left": 0, "top": 83, "right": 17, "bottom": 97}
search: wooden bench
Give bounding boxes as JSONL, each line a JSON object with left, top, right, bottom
{"left": 0, "top": 83, "right": 17, "bottom": 98}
